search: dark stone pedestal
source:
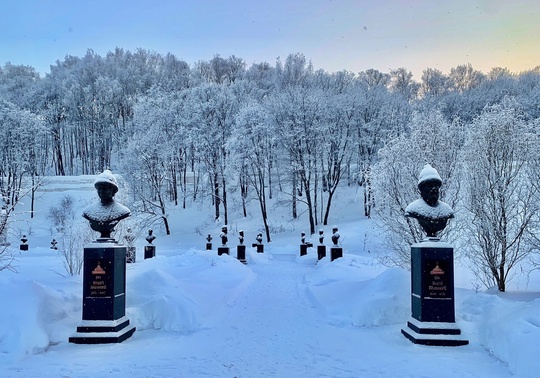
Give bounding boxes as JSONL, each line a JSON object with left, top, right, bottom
{"left": 330, "top": 247, "right": 342, "bottom": 261}
{"left": 317, "top": 245, "right": 326, "bottom": 260}
{"left": 20, "top": 244, "right": 28, "bottom": 251}
{"left": 206, "top": 243, "right": 212, "bottom": 250}
{"left": 300, "top": 243, "right": 312, "bottom": 256}
{"left": 401, "top": 240, "right": 468, "bottom": 346}
{"left": 69, "top": 241, "right": 135, "bottom": 344}
{"left": 237, "top": 245, "right": 247, "bottom": 264}
{"left": 252, "top": 243, "right": 264, "bottom": 253}
{"left": 218, "top": 247, "right": 229, "bottom": 256}
{"left": 144, "top": 245, "right": 155, "bottom": 259}
{"left": 126, "top": 246, "right": 136, "bottom": 263}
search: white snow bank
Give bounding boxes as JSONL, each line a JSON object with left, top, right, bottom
{"left": 0, "top": 279, "right": 80, "bottom": 357}
{"left": 460, "top": 291, "right": 540, "bottom": 376}
{"left": 304, "top": 257, "right": 409, "bottom": 327}
{"left": 127, "top": 249, "right": 255, "bottom": 332}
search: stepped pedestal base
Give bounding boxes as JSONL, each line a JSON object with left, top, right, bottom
{"left": 70, "top": 317, "right": 136, "bottom": 344}
{"left": 401, "top": 318, "right": 468, "bottom": 346}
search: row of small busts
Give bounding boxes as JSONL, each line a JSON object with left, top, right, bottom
{"left": 207, "top": 226, "right": 264, "bottom": 247}
{"left": 302, "top": 226, "right": 340, "bottom": 247}
{"left": 123, "top": 228, "right": 156, "bottom": 246}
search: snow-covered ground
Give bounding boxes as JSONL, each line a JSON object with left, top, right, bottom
{"left": 1, "top": 176, "right": 540, "bottom": 377}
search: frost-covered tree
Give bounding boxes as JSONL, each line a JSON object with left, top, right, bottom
{"left": 0, "top": 203, "right": 15, "bottom": 272}
{"left": 419, "top": 68, "right": 449, "bottom": 98}
{"left": 120, "top": 89, "right": 189, "bottom": 234}
{"left": 0, "top": 63, "right": 41, "bottom": 108}
{"left": 268, "top": 86, "right": 325, "bottom": 234}
{"left": 358, "top": 69, "right": 390, "bottom": 90}
{"left": 183, "top": 83, "right": 237, "bottom": 224}
{"left": 57, "top": 219, "right": 94, "bottom": 276}
{"left": 275, "top": 53, "right": 314, "bottom": 89}
{"left": 230, "top": 101, "right": 274, "bottom": 242}
{"left": 194, "top": 54, "right": 246, "bottom": 85}
{"left": 461, "top": 98, "right": 539, "bottom": 292}
{"left": 47, "top": 195, "right": 75, "bottom": 232}
{"left": 449, "top": 63, "right": 485, "bottom": 93}
{"left": 389, "top": 67, "right": 419, "bottom": 102}
{"left": 372, "top": 109, "right": 464, "bottom": 267}
{"left": 0, "top": 99, "right": 45, "bottom": 207}
{"left": 351, "top": 75, "right": 410, "bottom": 218}
{"left": 319, "top": 92, "right": 353, "bottom": 225}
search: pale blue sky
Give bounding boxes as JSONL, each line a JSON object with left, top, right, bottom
{"left": 1, "top": 0, "right": 538, "bottom": 78}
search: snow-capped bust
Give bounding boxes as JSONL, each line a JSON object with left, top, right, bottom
{"left": 404, "top": 164, "right": 454, "bottom": 238}
{"left": 82, "top": 170, "right": 130, "bottom": 240}
{"left": 331, "top": 226, "right": 340, "bottom": 246}
{"left": 219, "top": 226, "right": 228, "bottom": 246}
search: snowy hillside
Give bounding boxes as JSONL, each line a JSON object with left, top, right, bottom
{"left": 0, "top": 176, "right": 540, "bottom": 377}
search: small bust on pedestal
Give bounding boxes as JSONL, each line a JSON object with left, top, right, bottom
{"left": 317, "top": 230, "right": 326, "bottom": 260}
{"left": 218, "top": 226, "right": 229, "bottom": 256}
{"left": 82, "top": 170, "right": 130, "bottom": 241}
{"left": 300, "top": 232, "right": 312, "bottom": 256}
{"left": 318, "top": 230, "right": 324, "bottom": 245}
{"left": 331, "top": 227, "right": 340, "bottom": 246}
{"left": 237, "top": 230, "right": 246, "bottom": 264}
{"left": 206, "top": 234, "right": 212, "bottom": 250}
{"left": 20, "top": 235, "right": 29, "bottom": 251}
{"left": 330, "top": 226, "right": 342, "bottom": 261}
{"left": 404, "top": 164, "right": 454, "bottom": 240}
{"left": 144, "top": 229, "right": 156, "bottom": 259}
{"left": 220, "top": 226, "right": 228, "bottom": 246}
{"left": 253, "top": 232, "right": 264, "bottom": 253}
{"left": 238, "top": 230, "right": 244, "bottom": 245}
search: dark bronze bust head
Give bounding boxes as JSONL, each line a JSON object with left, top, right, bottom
{"left": 405, "top": 165, "right": 454, "bottom": 239}
{"left": 82, "top": 170, "right": 130, "bottom": 241}
{"left": 418, "top": 178, "right": 441, "bottom": 206}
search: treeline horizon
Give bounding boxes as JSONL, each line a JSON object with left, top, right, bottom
{"left": 1, "top": 48, "right": 539, "bottom": 236}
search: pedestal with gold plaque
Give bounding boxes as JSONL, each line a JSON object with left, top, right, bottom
{"left": 401, "top": 240, "right": 468, "bottom": 346}
{"left": 69, "top": 240, "right": 135, "bottom": 344}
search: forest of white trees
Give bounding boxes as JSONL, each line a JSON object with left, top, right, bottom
{"left": 1, "top": 48, "right": 540, "bottom": 291}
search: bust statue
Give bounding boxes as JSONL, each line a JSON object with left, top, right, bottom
{"left": 146, "top": 229, "right": 156, "bottom": 245}
{"left": 220, "top": 226, "right": 228, "bottom": 246}
{"left": 82, "top": 170, "right": 130, "bottom": 240}
{"left": 404, "top": 164, "right": 454, "bottom": 238}
{"left": 331, "top": 227, "right": 340, "bottom": 246}
{"left": 238, "top": 230, "right": 244, "bottom": 245}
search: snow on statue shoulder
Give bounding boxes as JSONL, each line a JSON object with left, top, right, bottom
{"left": 404, "top": 164, "right": 454, "bottom": 239}
{"left": 82, "top": 170, "right": 130, "bottom": 240}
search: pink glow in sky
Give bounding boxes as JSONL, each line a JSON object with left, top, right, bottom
{"left": 1, "top": 0, "right": 538, "bottom": 79}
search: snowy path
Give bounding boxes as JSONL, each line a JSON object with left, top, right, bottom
{"left": 3, "top": 253, "right": 513, "bottom": 378}
{"left": 181, "top": 254, "right": 357, "bottom": 377}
